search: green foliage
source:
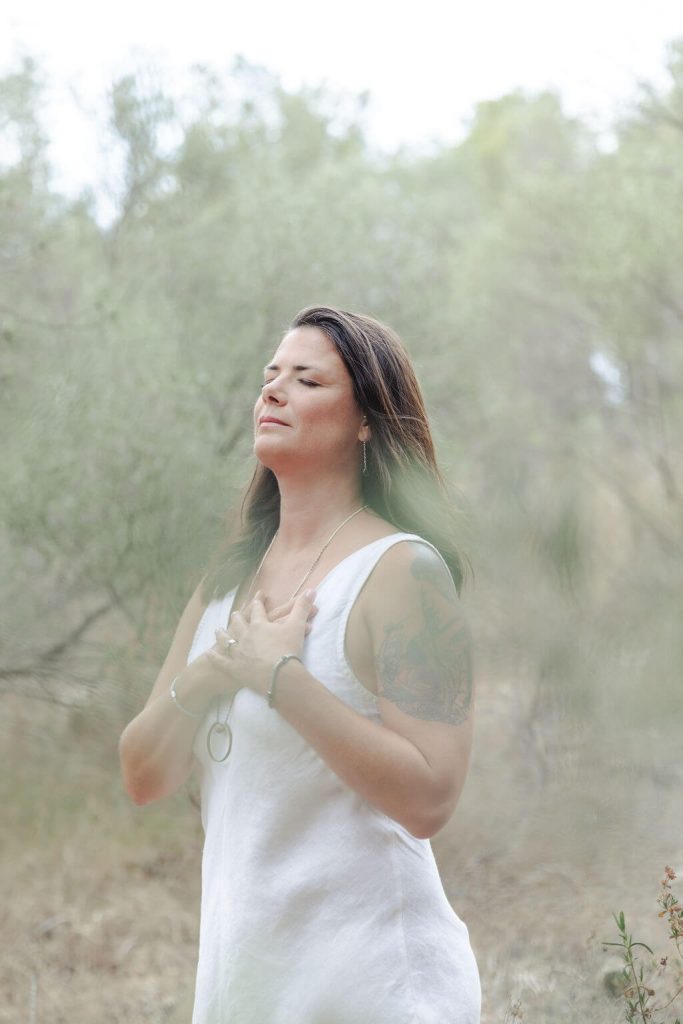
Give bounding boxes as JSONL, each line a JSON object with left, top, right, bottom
{"left": 1, "top": 42, "right": 682, "bottom": 1024}
{"left": 0, "top": 43, "right": 681, "bottom": 737}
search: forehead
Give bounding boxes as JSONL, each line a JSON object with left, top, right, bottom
{"left": 268, "top": 326, "right": 346, "bottom": 375}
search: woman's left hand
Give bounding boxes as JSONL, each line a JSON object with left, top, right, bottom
{"left": 214, "top": 590, "right": 317, "bottom": 697}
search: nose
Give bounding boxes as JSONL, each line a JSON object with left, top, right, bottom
{"left": 260, "top": 378, "right": 286, "bottom": 404}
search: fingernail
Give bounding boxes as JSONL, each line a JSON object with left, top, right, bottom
{"left": 304, "top": 588, "right": 316, "bottom": 597}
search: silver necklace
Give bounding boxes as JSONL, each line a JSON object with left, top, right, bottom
{"left": 207, "top": 504, "right": 369, "bottom": 763}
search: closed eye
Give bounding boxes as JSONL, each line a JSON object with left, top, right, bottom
{"left": 260, "top": 379, "right": 320, "bottom": 388}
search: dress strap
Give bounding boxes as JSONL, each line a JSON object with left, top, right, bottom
{"left": 335, "top": 532, "right": 453, "bottom": 667}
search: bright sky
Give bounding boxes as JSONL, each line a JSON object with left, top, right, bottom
{"left": 2, "top": 0, "right": 681, "bottom": 221}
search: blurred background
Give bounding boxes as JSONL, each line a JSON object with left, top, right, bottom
{"left": 1, "top": 2, "right": 682, "bottom": 1022}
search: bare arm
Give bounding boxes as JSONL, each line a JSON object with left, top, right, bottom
{"left": 118, "top": 582, "right": 319, "bottom": 806}
{"left": 118, "top": 578, "right": 228, "bottom": 805}
{"left": 229, "top": 541, "right": 475, "bottom": 838}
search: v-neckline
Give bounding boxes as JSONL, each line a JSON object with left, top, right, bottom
{"left": 224, "top": 531, "right": 411, "bottom": 612}
{"left": 306, "top": 531, "right": 409, "bottom": 597}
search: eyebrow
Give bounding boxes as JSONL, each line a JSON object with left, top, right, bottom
{"left": 262, "top": 363, "right": 323, "bottom": 373}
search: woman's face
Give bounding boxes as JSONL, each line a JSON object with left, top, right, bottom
{"left": 253, "top": 326, "right": 367, "bottom": 475}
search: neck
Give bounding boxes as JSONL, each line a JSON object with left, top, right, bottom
{"left": 273, "top": 468, "right": 367, "bottom": 554}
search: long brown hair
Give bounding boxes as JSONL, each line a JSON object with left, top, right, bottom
{"left": 201, "top": 305, "right": 472, "bottom": 602}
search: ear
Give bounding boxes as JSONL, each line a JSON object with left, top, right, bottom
{"left": 358, "top": 417, "right": 371, "bottom": 442}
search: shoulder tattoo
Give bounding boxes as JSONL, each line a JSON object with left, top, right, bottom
{"left": 374, "top": 545, "right": 473, "bottom": 725}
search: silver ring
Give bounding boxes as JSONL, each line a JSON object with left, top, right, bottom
{"left": 222, "top": 636, "right": 239, "bottom": 651}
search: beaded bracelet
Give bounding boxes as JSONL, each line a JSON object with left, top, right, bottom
{"left": 170, "top": 676, "right": 204, "bottom": 719}
{"left": 267, "top": 654, "right": 303, "bottom": 708}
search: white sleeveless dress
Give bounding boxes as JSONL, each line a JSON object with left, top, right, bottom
{"left": 186, "top": 532, "right": 481, "bottom": 1024}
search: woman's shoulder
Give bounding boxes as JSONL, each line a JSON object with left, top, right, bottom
{"left": 377, "top": 533, "right": 453, "bottom": 581}
{"left": 357, "top": 534, "right": 466, "bottom": 672}
{"left": 361, "top": 530, "right": 458, "bottom": 611}
{"left": 359, "top": 513, "right": 433, "bottom": 553}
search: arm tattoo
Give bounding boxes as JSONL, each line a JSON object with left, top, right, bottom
{"left": 375, "top": 546, "right": 473, "bottom": 725}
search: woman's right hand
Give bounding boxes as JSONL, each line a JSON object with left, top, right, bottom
{"left": 197, "top": 592, "right": 318, "bottom": 701}
{"left": 190, "top": 637, "right": 244, "bottom": 703}
{"left": 209, "top": 591, "right": 316, "bottom": 691}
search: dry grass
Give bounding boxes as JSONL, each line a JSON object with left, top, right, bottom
{"left": 1, "top": 698, "right": 202, "bottom": 1024}
{"left": 1, "top": 680, "right": 680, "bottom": 1024}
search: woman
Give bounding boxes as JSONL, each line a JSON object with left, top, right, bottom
{"left": 119, "top": 305, "right": 481, "bottom": 1023}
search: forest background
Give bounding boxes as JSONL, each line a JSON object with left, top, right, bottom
{"left": 1, "top": 39, "right": 682, "bottom": 1023}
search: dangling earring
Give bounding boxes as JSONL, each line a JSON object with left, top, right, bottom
{"left": 362, "top": 439, "right": 368, "bottom": 475}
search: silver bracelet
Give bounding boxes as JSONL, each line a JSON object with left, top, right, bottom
{"left": 170, "top": 675, "right": 204, "bottom": 719}
{"left": 267, "top": 654, "right": 303, "bottom": 708}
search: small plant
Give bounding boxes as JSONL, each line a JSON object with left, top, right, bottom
{"left": 604, "top": 910, "right": 658, "bottom": 1022}
{"left": 658, "top": 865, "right": 683, "bottom": 959}
{"left": 604, "top": 866, "right": 683, "bottom": 1024}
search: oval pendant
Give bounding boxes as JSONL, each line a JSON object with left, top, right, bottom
{"left": 207, "top": 721, "right": 233, "bottom": 763}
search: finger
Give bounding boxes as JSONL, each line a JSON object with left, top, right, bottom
{"left": 268, "top": 596, "right": 296, "bottom": 620}
{"left": 263, "top": 592, "right": 318, "bottom": 626}
{"left": 215, "top": 628, "right": 238, "bottom": 651}
{"left": 228, "top": 610, "right": 246, "bottom": 637}
{"left": 257, "top": 590, "right": 272, "bottom": 614}
{"left": 248, "top": 592, "right": 268, "bottom": 622}
{"left": 290, "top": 588, "right": 317, "bottom": 624}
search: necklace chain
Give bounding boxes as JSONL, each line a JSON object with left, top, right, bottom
{"left": 208, "top": 503, "right": 369, "bottom": 763}
{"left": 239, "top": 503, "right": 369, "bottom": 611}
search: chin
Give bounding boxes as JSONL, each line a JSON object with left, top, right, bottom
{"left": 253, "top": 438, "right": 285, "bottom": 470}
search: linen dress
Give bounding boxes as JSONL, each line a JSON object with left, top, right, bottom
{"left": 186, "top": 532, "right": 481, "bottom": 1024}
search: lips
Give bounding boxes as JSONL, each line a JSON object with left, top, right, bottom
{"left": 259, "top": 417, "right": 289, "bottom": 426}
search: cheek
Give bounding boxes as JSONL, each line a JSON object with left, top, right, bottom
{"left": 304, "top": 396, "right": 357, "bottom": 442}
{"left": 307, "top": 392, "right": 339, "bottom": 420}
